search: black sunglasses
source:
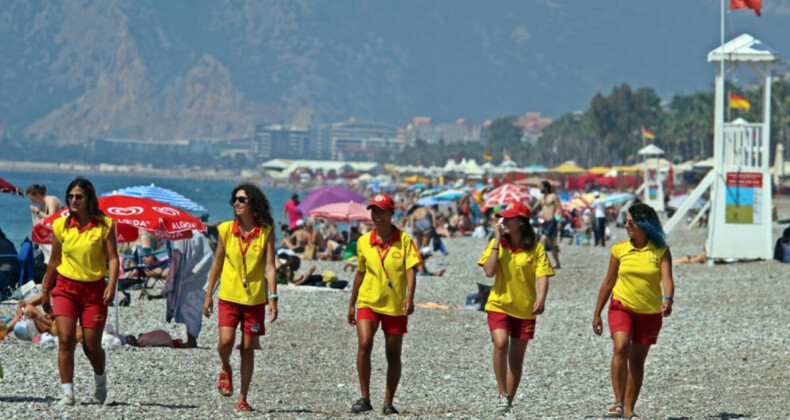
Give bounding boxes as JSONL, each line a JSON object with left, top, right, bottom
{"left": 230, "top": 196, "right": 249, "bottom": 205}
{"left": 67, "top": 194, "right": 85, "bottom": 201}
{"left": 625, "top": 219, "right": 637, "bottom": 227}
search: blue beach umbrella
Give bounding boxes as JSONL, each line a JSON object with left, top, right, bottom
{"left": 432, "top": 189, "right": 465, "bottom": 201}
{"left": 103, "top": 184, "right": 207, "bottom": 213}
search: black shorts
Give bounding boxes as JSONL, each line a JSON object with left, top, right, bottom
{"left": 541, "top": 220, "right": 558, "bottom": 237}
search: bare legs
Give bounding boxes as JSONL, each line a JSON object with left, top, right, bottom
{"left": 540, "top": 235, "right": 561, "bottom": 269}
{"left": 610, "top": 332, "right": 651, "bottom": 417}
{"left": 217, "top": 326, "right": 257, "bottom": 404}
{"left": 55, "top": 316, "right": 105, "bottom": 384}
{"left": 355, "top": 320, "right": 404, "bottom": 405}
{"left": 491, "top": 329, "right": 529, "bottom": 404}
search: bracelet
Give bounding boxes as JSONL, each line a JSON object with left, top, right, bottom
{"left": 268, "top": 293, "right": 279, "bottom": 301}
{"left": 41, "top": 288, "right": 49, "bottom": 293}
{"left": 491, "top": 247, "right": 499, "bottom": 251}
{"left": 663, "top": 296, "right": 673, "bottom": 302}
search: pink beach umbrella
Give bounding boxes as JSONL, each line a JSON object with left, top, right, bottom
{"left": 484, "top": 184, "right": 531, "bottom": 208}
{"left": 309, "top": 202, "right": 373, "bottom": 225}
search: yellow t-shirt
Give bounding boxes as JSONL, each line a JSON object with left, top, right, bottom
{"left": 217, "top": 220, "right": 272, "bottom": 306}
{"left": 477, "top": 238, "right": 555, "bottom": 320}
{"left": 611, "top": 240, "right": 667, "bottom": 314}
{"left": 52, "top": 215, "right": 114, "bottom": 282}
{"left": 356, "top": 227, "right": 422, "bottom": 316}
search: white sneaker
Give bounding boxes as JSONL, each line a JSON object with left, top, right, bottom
{"left": 94, "top": 384, "right": 107, "bottom": 405}
{"left": 58, "top": 392, "right": 75, "bottom": 406}
{"left": 493, "top": 394, "right": 511, "bottom": 414}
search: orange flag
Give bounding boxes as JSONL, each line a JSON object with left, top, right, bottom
{"left": 730, "top": 0, "right": 762, "bottom": 16}
{"left": 642, "top": 127, "right": 656, "bottom": 140}
{"left": 729, "top": 92, "right": 751, "bottom": 110}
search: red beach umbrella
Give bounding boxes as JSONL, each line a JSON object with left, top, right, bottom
{"left": 484, "top": 183, "right": 531, "bottom": 209}
{"left": 32, "top": 195, "right": 205, "bottom": 245}
{"left": 0, "top": 177, "right": 23, "bottom": 195}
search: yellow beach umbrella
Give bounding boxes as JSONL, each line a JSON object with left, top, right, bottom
{"left": 613, "top": 165, "right": 643, "bottom": 173}
{"left": 548, "top": 162, "right": 586, "bottom": 174}
{"left": 587, "top": 166, "right": 611, "bottom": 175}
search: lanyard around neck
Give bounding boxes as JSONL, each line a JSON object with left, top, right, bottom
{"left": 236, "top": 231, "right": 255, "bottom": 289}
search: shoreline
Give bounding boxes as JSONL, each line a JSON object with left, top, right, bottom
{"left": 0, "top": 160, "right": 265, "bottom": 183}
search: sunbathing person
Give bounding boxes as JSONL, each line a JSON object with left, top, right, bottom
{"left": 675, "top": 251, "right": 707, "bottom": 265}
{"left": 7, "top": 293, "right": 83, "bottom": 343}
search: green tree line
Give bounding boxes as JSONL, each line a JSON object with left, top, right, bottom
{"left": 397, "top": 80, "right": 790, "bottom": 168}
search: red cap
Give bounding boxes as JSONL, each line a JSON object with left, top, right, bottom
{"left": 495, "top": 201, "right": 531, "bottom": 219}
{"left": 367, "top": 193, "right": 395, "bottom": 211}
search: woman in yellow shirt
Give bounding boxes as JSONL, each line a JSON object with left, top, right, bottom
{"left": 40, "top": 177, "right": 119, "bottom": 406}
{"left": 203, "top": 183, "right": 277, "bottom": 412}
{"left": 347, "top": 193, "right": 421, "bottom": 416}
{"left": 592, "top": 203, "right": 675, "bottom": 420}
{"left": 478, "top": 201, "right": 553, "bottom": 415}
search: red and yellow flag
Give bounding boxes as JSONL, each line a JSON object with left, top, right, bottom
{"left": 730, "top": 0, "right": 762, "bottom": 16}
{"left": 729, "top": 92, "right": 751, "bottom": 110}
{"left": 642, "top": 127, "right": 655, "bottom": 140}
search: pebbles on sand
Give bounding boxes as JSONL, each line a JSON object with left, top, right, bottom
{"left": 0, "top": 223, "right": 788, "bottom": 419}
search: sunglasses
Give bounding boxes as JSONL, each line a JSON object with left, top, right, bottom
{"left": 67, "top": 194, "right": 85, "bottom": 201}
{"left": 230, "top": 196, "right": 249, "bottom": 205}
{"left": 625, "top": 219, "right": 637, "bottom": 227}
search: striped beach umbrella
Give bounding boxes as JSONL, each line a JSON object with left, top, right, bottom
{"left": 104, "top": 184, "right": 207, "bottom": 213}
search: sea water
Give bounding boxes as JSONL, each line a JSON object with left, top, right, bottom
{"left": 0, "top": 172, "right": 296, "bottom": 246}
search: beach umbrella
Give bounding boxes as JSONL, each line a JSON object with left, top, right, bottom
{"left": 103, "top": 184, "right": 207, "bottom": 213}
{"left": 587, "top": 166, "right": 611, "bottom": 175}
{"left": 485, "top": 184, "right": 531, "bottom": 208}
{"left": 407, "top": 183, "right": 427, "bottom": 191}
{"left": 31, "top": 195, "right": 206, "bottom": 245}
{"left": 297, "top": 185, "right": 366, "bottom": 215}
{"left": 548, "top": 162, "right": 586, "bottom": 174}
{"left": 416, "top": 196, "right": 438, "bottom": 207}
{"left": 0, "top": 177, "right": 23, "bottom": 195}
{"left": 667, "top": 194, "right": 705, "bottom": 210}
{"left": 309, "top": 202, "right": 373, "bottom": 225}
{"left": 432, "top": 189, "right": 465, "bottom": 201}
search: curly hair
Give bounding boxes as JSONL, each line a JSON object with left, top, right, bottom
{"left": 231, "top": 183, "right": 274, "bottom": 227}
{"left": 65, "top": 177, "right": 107, "bottom": 227}
{"left": 628, "top": 203, "right": 667, "bottom": 248}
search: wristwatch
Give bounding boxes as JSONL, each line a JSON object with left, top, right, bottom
{"left": 268, "top": 293, "right": 279, "bottom": 301}
{"left": 663, "top": 296, "right": 674, "bottom": 302}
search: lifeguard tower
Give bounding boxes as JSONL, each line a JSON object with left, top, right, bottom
{"left": 665, "top": 34, "right": 779, "bottom": 261}
{"left": 638, "top": 144, "right": 666, "bottom": 214}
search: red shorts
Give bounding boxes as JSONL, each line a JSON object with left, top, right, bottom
{"left": 218, "top": 299, "right": 266, "bottom": 336}
{"left": 51, "top": 274, "right": 108, "bottom": 329}
{"left": 608, "top": 299, "right": 662, "bottom": 345}
{"left": 487, "top": 311, "right": 535, "bottom": 340}
{"left": 356, "top": 307, "right": 408, "bottom": 335}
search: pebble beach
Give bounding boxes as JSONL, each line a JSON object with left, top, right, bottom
{"left": 1, "top": 208, "right": 788, "bottom": 419}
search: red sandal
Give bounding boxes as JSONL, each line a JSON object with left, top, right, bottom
{"left": 236, "top": 400, "right": 254, "bottom": 412}
{"left": 217, "top": 370, "right": 233, "bottom": 397}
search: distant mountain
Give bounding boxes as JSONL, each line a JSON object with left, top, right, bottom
{"left": 2, "top": 0, "right": 789, "bottom": 143}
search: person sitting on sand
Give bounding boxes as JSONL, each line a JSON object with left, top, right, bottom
{"left": 281, "top": 219, "right": 308, "bottom": 252}
{"left": 275, "top": 253, "right": 318, "bottom": 285}
{"left": 774, "top": 226, "right": 790, "bottom": 264}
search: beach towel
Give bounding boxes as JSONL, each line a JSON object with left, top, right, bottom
{"left": 164, "top": 233, "right": 212, "bottom": 339}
